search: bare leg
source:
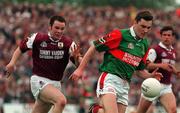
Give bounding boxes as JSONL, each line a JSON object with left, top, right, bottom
{"left": 31, "top": 99, "right": 51, "bottom": 113}
{"left": 117, "top": 103, "right": 127, "bottom": 113}
{"left": 146, "top": 104, "right": 155, "bottom": 113}
{"left": 136, "top": 96, "right": 152, "bottom": 113}
{"left": 160, "top": 93, "right": 176, "bottom": 113}
{"left": 99, "top": 93, "right": 118, "bottom": 113}
{"left": 34, "top": 84, "right": 67, "bottom": 113}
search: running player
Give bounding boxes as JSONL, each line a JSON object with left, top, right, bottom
{"left": 5, "top": 15, "right": 82, "bottom": 113}
{"left": 70, "top": 11, "right": 161, "bottom": 113}
{"left": 136, "top": 26, "right": 180, "bottom": 113}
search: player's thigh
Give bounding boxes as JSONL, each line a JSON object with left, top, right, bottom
{"left": 99, "top": 93, "right": 118, "bottom": 113}
{"left": 117, "top": 103, "right": 127, "bottom": 113}
{"left": 32, "top": 99, "right": 52, "bottom": 113}
{"left": 136, "top": 96, "right": 152, "bottom": 113}
{"left": 39, "top": 84, "right": 66, "bottom": 105}
{"left": 97, "top": 72, "right": 129, "bottom": 106}
{"left": 160, "top": 93, "right": 176, "bottom": 112}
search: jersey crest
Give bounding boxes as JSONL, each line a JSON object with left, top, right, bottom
{"left": 58, "top": 42, "right": 64, "bottom": 49}
{"left": 161, "top": 52, "right": 167, "bottom": 57}
{"left": 128, "top": 43, "right": 134, "bottom": 49}
{"left": 40, "top": 41, "right": 47, "bottom": 47}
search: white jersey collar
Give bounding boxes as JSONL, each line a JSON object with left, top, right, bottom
{"left": 48, "top": 32, "right": 60, "bottom": 42}
{"left": 130, "top": 26, "right": 142, "bottom": 41}
{"left": 159, "top": 42, "right": 173, "bottom": 51}
{"left": 130, "top": 26, "right": 136, "bottom": 38}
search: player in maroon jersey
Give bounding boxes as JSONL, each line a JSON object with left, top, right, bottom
{"left": 5, "top": 15, "right": 82, "bottom": 113}
{"left": 136, "top": 26, "right": 180, "bottom": 113}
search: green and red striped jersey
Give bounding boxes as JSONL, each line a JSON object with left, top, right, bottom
{"left": 93, "top": 28, "right": 149, "bottom": 82}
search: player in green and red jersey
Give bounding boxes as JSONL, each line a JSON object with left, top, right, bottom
{"left": 70, "top": 11, "right": 160, "bottom": 113}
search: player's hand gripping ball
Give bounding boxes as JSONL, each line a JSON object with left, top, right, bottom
{"left": 141, "top": 78, "right": 161, "bottom": 98}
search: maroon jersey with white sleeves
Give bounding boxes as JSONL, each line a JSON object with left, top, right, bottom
{"left": 148, "top": 42, "right": 176, "bottom": 84}
{"left": 20, "top": 32, "right": 75, "bottom": 81}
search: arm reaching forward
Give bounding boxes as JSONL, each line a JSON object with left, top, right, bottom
{"left": 5, "top": 47, "right": 22, "bottom": 77}
{"left": 138, "top": 68, "right": 163, "bottom": 81}
{"left": 69, "top": 45, "right": 96, "bottom": 81}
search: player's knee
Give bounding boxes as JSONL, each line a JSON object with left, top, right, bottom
{"left": 167, "top": 107, "right": 176, "bottom": 113}
{"left": 56, "top": 96, "right": 67, "bottom": 108}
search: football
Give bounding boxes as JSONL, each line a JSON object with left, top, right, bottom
{"left": 141, "top": 78, "right": 161, "bottom": 98}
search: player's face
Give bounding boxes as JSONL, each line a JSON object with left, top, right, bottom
{"left": 161, "top": 30, "right": 174, "bottom": 47}
{"left": 49, "top": 20, "right": 65, "bottom": 40}
{"left": 134, "top": 19, "right": 152, "bottom": 39}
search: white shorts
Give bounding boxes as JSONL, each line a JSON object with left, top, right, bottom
{"left": 143, "top": 83, "right": 172, "bottom": 101}
{"left": 30, "top": 75, "right": 62, "bottom": 99}
{"left": 96, "top": 72, "right": 130, "bottom": 106}
{"left": 159, "top": 83, "right": 172, "bottom": 96}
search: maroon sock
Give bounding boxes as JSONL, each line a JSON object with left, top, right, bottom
{"left": 92, "top": 105, "right": 102, "bottom": 113}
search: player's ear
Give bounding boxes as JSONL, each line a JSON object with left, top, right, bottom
{"left": 134, "top": 20, "right": 138, "bottom": 25}
{"left": 48, "top": 25, "right": 53, "bottom": 31}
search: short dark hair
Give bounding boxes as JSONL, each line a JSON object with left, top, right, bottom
{"left": 160, "top": 26, "right": 175, "bottom": 35}
{"left": 135, "top": 11, "right": 153, "bottom": 22}
{"left": 49, "top": 15, "right": 66, "bottom": 27}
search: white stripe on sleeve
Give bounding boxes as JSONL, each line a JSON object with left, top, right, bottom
{"left": 147, "top": 48, "right": 157, "bottom": 62}
{"left": 69, "top": 41, "right": 77, "bottom": 55}
{"left": 26, "top": 33, "right": 37, "bottom": 49}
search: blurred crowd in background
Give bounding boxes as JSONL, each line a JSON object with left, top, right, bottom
{"left": 0, "top": 2, "right": 180, "bottom": 113}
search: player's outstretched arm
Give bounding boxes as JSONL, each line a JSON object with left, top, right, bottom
{"left": 177, "top": 72, "right": 180, "bottom": 78}
{"left": 147, "top": 62, "right": 174, "bottom": 72}
{"left": 138, "top": 68, "right": 162, "bottom": 81}
{"left": 70, "top": 44, "right": 83, "bottom": 67}
{"left": 5, "top": 47, "right": 22, "bottom": 78}
{"left": 69, "top": 45, "right": 96, "bottom": 81}
{"left": 169, "top": 65, "right": 180, "bottom": 78}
